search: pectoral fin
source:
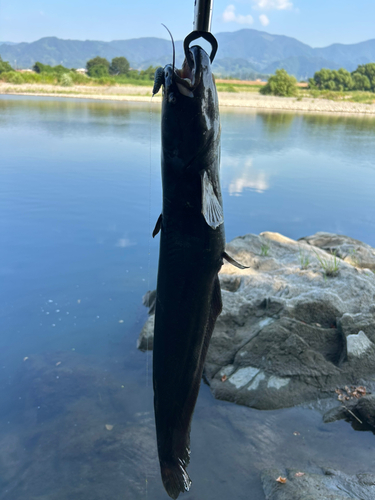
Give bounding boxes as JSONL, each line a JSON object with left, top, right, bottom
{"left": 153, "top": 214, "right": 163, "bottom": 238}
{"left": 223, "top": 251, "right": 249, "bottom": 269}
{"left": 202, "top": 171, "right": 224, "bottom": 230}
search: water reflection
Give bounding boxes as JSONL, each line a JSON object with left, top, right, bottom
{"left": 0, "top": 97, "right": 161, "bottom": 141}
{"left": 302, "top": 112, "right": 375, "bottom": 132}
{"left": 259, "top": 111, "right": 295, "bottom": 136}
{"left": 116, "top": 237, "right": 136, "bottom": 248}
{"left": 223, "top": 156, "right": 269, "bottom": 195}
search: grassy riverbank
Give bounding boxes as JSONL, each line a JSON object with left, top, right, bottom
{"left": 1, "top": 81, "right": 375, "bottom": 114}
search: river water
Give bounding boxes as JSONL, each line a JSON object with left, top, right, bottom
{"left": 1, "top": 95, "right": 375, "bottom": 499}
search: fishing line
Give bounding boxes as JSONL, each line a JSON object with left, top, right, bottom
{"left": 147, "top": 96, "right": 154, "bottom": 387}
{"left": 144, "top": 93, "right": 154, "bottom": 500}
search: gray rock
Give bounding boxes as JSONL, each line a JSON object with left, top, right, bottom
{"left": 299, "top": 231, "right": 375, "bottom": 270}
{"left": 143, "top": 289, "right": 157, "bottom": 315}
{"left": 337, "top": 312, "right": 375, "bottom": 345}
{"left": 138, "top": 232, "right": 375, "bottom": 410}
{"left": 324, "top": 394, "right": 375, "bottom": 430}
{"left": 356, "top": 394, "right": 375, "bottom": 428}
{"left": 261, "top": 468, "right": 375, "bottom": 500}
{"left": 137, "top": 315, "right": 154, "bottom": 351}
{"left": 323, "top": 404, "right": 355, "bottom": 424}
{"left": 346, "top": 330, "right": 373, "bottom": 359}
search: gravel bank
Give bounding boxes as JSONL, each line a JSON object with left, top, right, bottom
{"left": 219, "top": 91, "right": 375, "bottom": 114}
{"left": 1, "top": 83, "right": 375, "bottom": 115}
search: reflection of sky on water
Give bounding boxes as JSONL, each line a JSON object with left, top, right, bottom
{"left": 223, "top": 156, "right": 269, "bottom": 195}
{"left": 220, "top": 109, "right": 375, "bottom": 244}
{"left": 116, "top": 237, "right": 136, "bottom": 248}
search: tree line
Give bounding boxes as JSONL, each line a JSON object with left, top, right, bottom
{"left": 1, "top": 52, "right": 375, "bottom": 94}
{"left": 0, "top": 55, "right": 156, "bottom": 83}
{"left": 309, "top": 64, "right": 375, "bottom": 92}
{"left": 85, "top": 56, "right": 156, "bottom": 80}
{"left": 259, "top": 63, "right": 375, "bottom": 97}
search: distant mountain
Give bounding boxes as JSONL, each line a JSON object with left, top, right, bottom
{"left": 212, "top": 57, "right": 266, "bottom": 80}
{"left": 0, "top": 41, "right": 16, "bottom": 46}
{"left": 314, "top": 39, "right": 375, "bottom": 71}
{"left": 1, "top": 30, "right": 375, "bottom": 79}
{"left": 0, "top": 37, "right": 124, "bottom": 69}
{"left": 263, "top": 56, "right": 341, "bottom": 81}
{"left": 215, "top": 30, "right": 314, "bottom": 71}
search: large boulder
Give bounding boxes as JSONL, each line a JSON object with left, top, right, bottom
{"left": 299, "top": 231, "right": 375, "bottom": 270}
{"left": 138, "top": 232, "right": 375, "bottom": 410}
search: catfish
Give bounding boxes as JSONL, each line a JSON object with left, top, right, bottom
{"left": 152, "top": 44, "right": 245, "bottom": 499}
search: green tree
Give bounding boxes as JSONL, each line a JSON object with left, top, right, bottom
{"left": 352, "top": 63, "right": 375, "bottom": 91}
{"left": 312, "top": 68, "right": 334, "bottom": 89}
{"left": 352, "top": 72, "right": 371, "bottom": 91}
{"left": 53, "top": 64, "right": 70, "bottom": 75}
{"left": 88, "top": 65, "right": 109, "bottom": 78}
{"left": 260, "top": 69, "right": 297, "bottom": 97}
{"left": 139, "top": 65, "right": 159, "bottom": 80}
{"left": 33, "top": 61, "right": 48, "bottom": 73}
{"left": 86, "top": 56, "right": 110, "bottom": 77}
{"left": 0, "top": 56, "right": 13, "bottom": 74}
{"left": 335, "top": 68, "right": 353, "bottom": 91}
{"left": 109, "top": 56, "right": 130, "bottom": 75}
{"left": 32, "top": 62, "right": 69, "bottom": 74}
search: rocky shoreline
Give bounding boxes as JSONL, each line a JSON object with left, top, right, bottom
{"left": 2, "top": 83, "right": 375, "bottom": 115}
{"left": 139, "top": 231, "right": 375, "bottom": 420}
{"left": 137, "top": 230, "right": 375, "bottom": 498}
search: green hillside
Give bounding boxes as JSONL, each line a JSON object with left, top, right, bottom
{"left": 1, "top": 30, "right": 375, "bottom": 79}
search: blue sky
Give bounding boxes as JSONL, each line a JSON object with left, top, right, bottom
{"left": 0, "top": 0, "right": 374, "bottom": 47}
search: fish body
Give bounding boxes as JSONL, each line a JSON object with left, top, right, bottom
{"left": 153, "top": 46, "right": 225, "bottom": 499}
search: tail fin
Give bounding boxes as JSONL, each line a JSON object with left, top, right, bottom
{"left": 161, "top": 460, "right": 192, "bottom": 500}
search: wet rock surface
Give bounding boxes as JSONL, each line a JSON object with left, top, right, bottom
{"left": 261, "top": 468, "right": 375, "bottom": 500}
{"left": 324, "top": 393, "right": 375, "bottom": 431}
{"left": 138, "top": 232, "right": 375, "bottom": 411}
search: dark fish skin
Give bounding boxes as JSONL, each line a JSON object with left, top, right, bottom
{"left": 153, "top": 46, "right": 225, "bottom": 499}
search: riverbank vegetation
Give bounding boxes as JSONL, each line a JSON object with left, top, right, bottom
{"left": 0, "top": 55, "right": 157, "bottom": 87}
{"left": 309, "top": 64, "right": 375, "bottom": 92}
{"left": 1, "top": 54, "right": 375, "bottom": 105}
{"left": 260, "top": 69, "right": 298, "bottom": 97}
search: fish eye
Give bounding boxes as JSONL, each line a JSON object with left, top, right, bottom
{"left": 168, "top": 93, "right": 176, "bottom": 104}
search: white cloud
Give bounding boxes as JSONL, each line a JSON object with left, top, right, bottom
{"left": 259, "top": 14, "right": 270, "bottom": 26}
{"left": 222, "top": 5, "right": 254, "bottom": 25}
{"left": 252, "top": 0, "right": 293, "bottom": 10}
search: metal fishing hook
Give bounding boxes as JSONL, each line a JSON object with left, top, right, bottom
{"left": 183, "top": 0, "right": 218, "bottom": 68}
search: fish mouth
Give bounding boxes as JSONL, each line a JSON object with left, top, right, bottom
{"left": 173, "top": 48, "right": 201, "bottom": 97}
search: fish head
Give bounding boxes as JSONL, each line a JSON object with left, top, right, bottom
{"left": 160, "top": 45, "right": 216, "bottom": 103}
{"left": 159, "top": 46, "right": 219, "bottom": 156}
